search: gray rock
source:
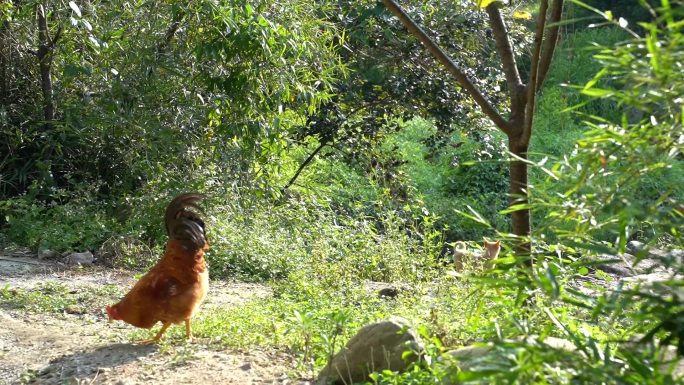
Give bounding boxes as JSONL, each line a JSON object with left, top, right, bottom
{"left": 365, "top": 281, "right": 401, "bottom": 299}
{"left": 669, "top": 249, "right": 684, "bottom": 260}
{"left": 444, "top": 344, "right": 494, "bottom": 371}
{"left": 594, "top": 252, "right": 668, "bottom": 276}
{"left": 630, "top": 255, "right": 666, "bottom": 273}
{"left": 444, "top": 336, "right": 575, "bottom": 373}
{"left": 65, "top": 251, "right": 94, "bottom": 267}
{"left": 526, "top": 336, "right": 576, "bottom": 351}
{"left": 594, "top": 254, "right": 635, "bottom": 277}
{"left": 317, "top": 316, "right": 423, "bottom": 385}
{"left": 38, "top": 249, "right": 59, "bottom": 260}
{"left": 627, "top": 240, "right": 646, "bottom": 254}
{"left": 622, "top": 272, "right": 682, "bottom": 286}
{"left": 625, "top": 242, "right": 673, "bottom": 267}
{"left": 646, "top": 247, "right": 670, "bottom": 260}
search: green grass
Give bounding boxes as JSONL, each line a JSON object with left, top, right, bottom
{"left": 0, "top": 281, "right": 123, "bottom": 314}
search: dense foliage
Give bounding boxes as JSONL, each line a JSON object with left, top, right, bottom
{"left": 0, "top": 0, "right": 341, "bottom": 201}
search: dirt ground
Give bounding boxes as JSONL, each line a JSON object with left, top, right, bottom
{"left": 0, "top": 255, "right": 307, "bottom": 385}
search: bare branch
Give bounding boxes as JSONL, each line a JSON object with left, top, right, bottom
{"left": 381, "top": 0, "right": 513, "bottom": 136}
{"left": 50, "top": 26, "right": 62, "bottom": 47}
{"left": 536, "top": 0, "right": 565, "bottom": 91}
{"left": 485, "top": 4, "right": 523, "bottom": 111}
{"left": 521, "top": 0, "right": 549, "bottom": 145}
{"left": 156, "top": 10, "right": 185, "bottom": 57}
{"left": 283, "top": 138, "right": 329, "bottom": 190}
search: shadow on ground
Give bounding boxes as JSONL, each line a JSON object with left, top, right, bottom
{"left": 31, "top": 343, "right": 157, "bottom": 384}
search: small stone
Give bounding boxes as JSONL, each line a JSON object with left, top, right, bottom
{"left": 378, "top": 287, "right": 399, "bottom": 299}
{"left": 66, "top": 251, "right": 94, "bottom": 267}
{"left": 442, "top": 336, "right": 576, "bottom": 381}
{"left": 38, "top": 249, "right": 59, "bottom": 260}
{"left": 65, "top": 305, "right": 84, "bottom": 315}
{"left": 627, "top": 240, "right": 645, "bottom": 254}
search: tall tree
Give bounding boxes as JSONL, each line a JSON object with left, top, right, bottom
{"left": 382, "top": 0, "right": 564, "bottom": 256}
{"left": 284, "top": 1, "right": 516, "bottom": 193}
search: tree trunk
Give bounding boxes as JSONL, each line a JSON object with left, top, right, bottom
{"left": 0, "top": 20, "right": 8, "bottom": 105}
{"left": 36, "top": 5, "right": 54, "bottom": 127}
{"left": 34, "top": 3, "right": 62, "bottom": 190}
{"left": 508, "top": 137, "right": 532, "bottom": 256}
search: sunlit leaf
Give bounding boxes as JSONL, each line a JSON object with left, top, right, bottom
{"left": 581, "top": 88, "right": 614, "bottom": 97}
{"left": 88, "top": 35, "right": 100, "bottom": 48}
{"left": 513, "top": 11, "right": 532, "bottom": 20}
{"left": 477, "top": 0, "right": 497, "bottom": 9}
{"left": 68, "top": 1, "right": 81, "bottom": 17}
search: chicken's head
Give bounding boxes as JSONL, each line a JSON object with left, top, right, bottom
{"left": 105, "top": 304, "right": 121, "bottom": 323}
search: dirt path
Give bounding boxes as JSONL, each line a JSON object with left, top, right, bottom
{"left": 0, "top": 256, "right": 302, "bottom": 385}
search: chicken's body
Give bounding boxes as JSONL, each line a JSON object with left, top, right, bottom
{"left": 106, "top": 193, "right": 209, "bottom": 343}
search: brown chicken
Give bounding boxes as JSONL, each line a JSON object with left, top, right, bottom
{"left": 106, "top": 193, "right": 209, "bottom": 344}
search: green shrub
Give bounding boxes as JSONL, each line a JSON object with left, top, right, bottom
{"left": 381, "top": 118, "right": 509, "bottom": 242}
{"left": 207, "top": 197, "right": 441, "bottom": 282}
{"left": 0, "top": 187, "right": 118, "bottom": 252}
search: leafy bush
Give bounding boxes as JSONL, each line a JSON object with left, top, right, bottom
{"left": 381, "top": 118, "right": 510, "bottom": 242}
{"left": 0, "top": 186, "right": 118, "bottom": 252}
{"left": 208, "top": 196, "right": 441, "bottom": 282}
{"left": 536, "top": 1, "right": 684, "bottom": 248}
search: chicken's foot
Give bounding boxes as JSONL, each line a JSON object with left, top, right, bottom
{"left": 140, "top": 322, "right": 171, "bottom": 344}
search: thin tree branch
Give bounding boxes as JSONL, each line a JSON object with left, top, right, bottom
{"left": 381, "top": 0, "right": 514, "bottom": 136}
{"left": 49, "top": 26, "right": 63, "bottom": 49}
{"left": 156, "top": 9, "right": 185, "bottom": 57}
{"left": 536, "top": 0, "right": 564, "bottom": 92}
{"left": 0, "top": 21, "right": 7, "bottom": 104}
{"left": 147, "top": 9, "right": 186, "bottom": 79}
{"left": 283, "top": 138, "right": 329, "bottom": 190}
{"left": 485, "top": 4, "right": 523, "bottom": 112}
{"left": 521, "top": 0, "right": 550, "bottom": 145}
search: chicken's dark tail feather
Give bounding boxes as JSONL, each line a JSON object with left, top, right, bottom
{"left": 165, "top": 193, "right": 207, "bottom": 250}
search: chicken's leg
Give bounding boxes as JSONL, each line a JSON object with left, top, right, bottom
{"left": 141, "top": 322, "right": 171, "bottom": 344}
{"left": 185, "top": 319, "right": 194, "bottom": 342}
